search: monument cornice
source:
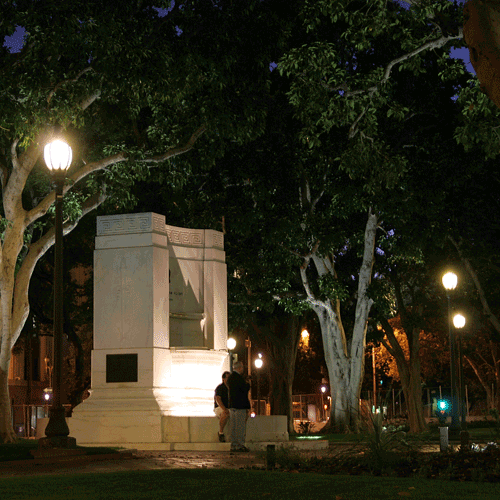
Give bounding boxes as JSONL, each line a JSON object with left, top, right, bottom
{"left": 96, "top": 213, "right": 224, "bottom": 251}
{"left": 97, "top": 212, "right": 166, "bottom": 236}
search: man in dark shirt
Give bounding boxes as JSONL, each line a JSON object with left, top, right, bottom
{"left": 227, "top": 361, "right": 251, "bottom": 452}
{"left": 214, "top": 371, "right": 230, "bottom": 442}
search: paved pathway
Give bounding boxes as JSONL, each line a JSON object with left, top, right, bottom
{"left": 0, "top": 450, "right": 271, "bottom": 478}
{"left": 0, "top": 441, "right": 449, "bottom": 479}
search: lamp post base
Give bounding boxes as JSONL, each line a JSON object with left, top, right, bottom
{"left": 38, "top": 435, "right": 77, "bottom": 449}
{"left": 39, "top": 406, "right": 77, "bottom": 449}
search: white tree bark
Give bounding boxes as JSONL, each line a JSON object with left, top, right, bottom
{"left": 299, "top": 209, "right": 377, "bottom": 430}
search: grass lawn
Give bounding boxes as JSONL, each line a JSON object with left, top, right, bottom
{"left": 1, "top": 469, "right": 500, "bottom": 500}
{"left": 291, "top": 425, "right": 500, "bottom": 444}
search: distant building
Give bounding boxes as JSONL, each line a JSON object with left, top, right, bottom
{"left": 9, "top": 329, "right": 54, "bottom": 435}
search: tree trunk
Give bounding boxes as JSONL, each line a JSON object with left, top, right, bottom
{"left": 269, "top": 371, "right": 295, "bottom": 434}
{"left": 406, "top": 327, "right": 427, "bottom": 432}
{"left": 379, "top": 317, "right": 427, "bottom": 433}
{"left": 405, "top": 366, "right": 427, "bottom": 432}
{"left": 0, "top": 363, "right": 15, "bottom": 443}
{"left": 250, "top": 315, "right": 301, "bottom": 435}
{"left": 315, "top": 211, "right": 377, "bottom": 432}
{"left": 267, "top": 332, "right": 299, "bottom": 435}
{"left": 300, "top": 211, "right": 377, "bottom": 432}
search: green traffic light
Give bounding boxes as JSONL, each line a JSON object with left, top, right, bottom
{"left": 437, "top": 399, "right": 449, "bottom": 411}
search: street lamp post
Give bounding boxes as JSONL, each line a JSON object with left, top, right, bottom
{"left": 321, "top": 385, "right": 327, "bottom": 421}
{"left": 254, "top": 355, "right": 263, "bottom": 416}
{"left": 453, "top": 314, "right": 467, "bottom": 428}
{"left": 40, "top": 139, "right": 76, "bottom": 448}
{"left": 227, "top": 337, "right": 236, "bottom": 372}
{"left": 442, "top": 271, "right": 460, "bottom": 432}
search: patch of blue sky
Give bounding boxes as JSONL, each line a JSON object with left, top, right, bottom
{"left": 3, "top": 25, "right": 26, "bottom": 54}
{"left": 153, "top": 1, "right": 175, "bottom": 18}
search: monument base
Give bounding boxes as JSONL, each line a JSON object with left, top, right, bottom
{"left": 38, "top": 415, "right": 290, "bottom": 447}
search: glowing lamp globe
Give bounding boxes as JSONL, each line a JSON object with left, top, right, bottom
{"left": 227, "top": 337, "right": 236, "bottom": 350}
{"left": 254, "top": 358, "right": 263, "bottom": 369}
{"left": 44, "top": 139, "right": 72, "bottom": 173}
{"left": 453, "top": 314, "right": 466, "bottom": 329}
{"left": 442, "top": 271, "right": 457, "bottom": 291}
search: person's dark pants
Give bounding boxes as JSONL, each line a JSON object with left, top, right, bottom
{"left": 229, "top": 408, "right": 247, "bottom": 450}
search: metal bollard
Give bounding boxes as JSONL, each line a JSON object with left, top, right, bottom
{"left": 460, "top": 430, "right": 470, "bottom": 451}
{"left": 266, "top": 444, "right": 276, "bottom": 470}
{"left": 439, "top": 426, "right": 449, "bottom": 452}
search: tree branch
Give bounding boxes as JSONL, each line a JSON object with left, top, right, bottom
{"left": 379, "top": 316, "right": 407, "bottom": 362}
{"left": 339, "top": 32, "right": 463, "bottom": 139}
{"left": 140, "top": 124, "right": 207, "bottom": 163}
{"left": 25, "top": 124, "right": 206, "bottom": 226}
{"left": 464, "top": 354, "right": 492, "bottom": 397}
{"left": 79, "top": 90, "right": 101, "bottom": 111}
{"left": 47, "top": 66, "right": 93, "bottom": 104}
{"left": 12, "top": 189, "right": 107, "bottom": 342}
{"left": 448, "top": 235, "right": 500, "bottom": 335}
{"left": 24, "top": 151, "right": 126, "bottom": 226}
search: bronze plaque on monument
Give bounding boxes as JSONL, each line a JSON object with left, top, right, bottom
{"left": 106, "top": 353, "right": 138, "bottom": 383}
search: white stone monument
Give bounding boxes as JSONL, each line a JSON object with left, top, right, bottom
{"left": 68, "top": 212, "right": 231, "bottom": 443}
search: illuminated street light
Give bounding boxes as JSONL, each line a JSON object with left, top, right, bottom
{"left": 40, "top": 138, "right": 76, "bottom": 448}
{"left": 442, "top": 271, "right": 459, "bottom": 431}
{"left": 453, "top": 314, "right": 466, "bottom": 329}
{"left": 453, "top": 313, "right": 468, "bottom": 436}
{"left": 320, "top": 385, "right": 328, "bottom": 421}
{"left": 227, "top": 337, "right": 236, "bottom": 371}
{"left": 301, "top": 329, "right": 310, "bottom": 348}
{"left": 254, "top": 356, "right": 264, "bottom": 415}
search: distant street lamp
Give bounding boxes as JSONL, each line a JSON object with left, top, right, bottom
{"left": 453, "top": 313, "right": 467, "bottom": 430}
{"left": 40, "top": 139, "right": 76, "bottom": 448}
{"left": 320, "top": 385, "right": 327, "bottom": 421}
{"left": 254, "top": 355, "right": 263, "bottom": 416}
{"left": 442, "top": 271, "right": 459, "bottom": 431}
{"left": 227, "top": 337, "right": 236, "bottom": 372}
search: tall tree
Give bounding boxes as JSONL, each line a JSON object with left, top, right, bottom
{"left": 276, "top": 0, "right": 466, "bottom": 430}
{"left": 0, "top": 0, "right": 288, "bottom": 442}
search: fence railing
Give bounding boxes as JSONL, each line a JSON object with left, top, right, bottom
{"left": 361, "top": 385, "right": 494, "bottom": 420}
{"left": 11, "top": 404, "right": 72, "bottom": 438}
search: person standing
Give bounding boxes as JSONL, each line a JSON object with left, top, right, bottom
{"left": 227, "top": 361, "right": 251, "bottom": 452}
{"left": 214, "top": 371, "right": 230, "bottom": 442}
